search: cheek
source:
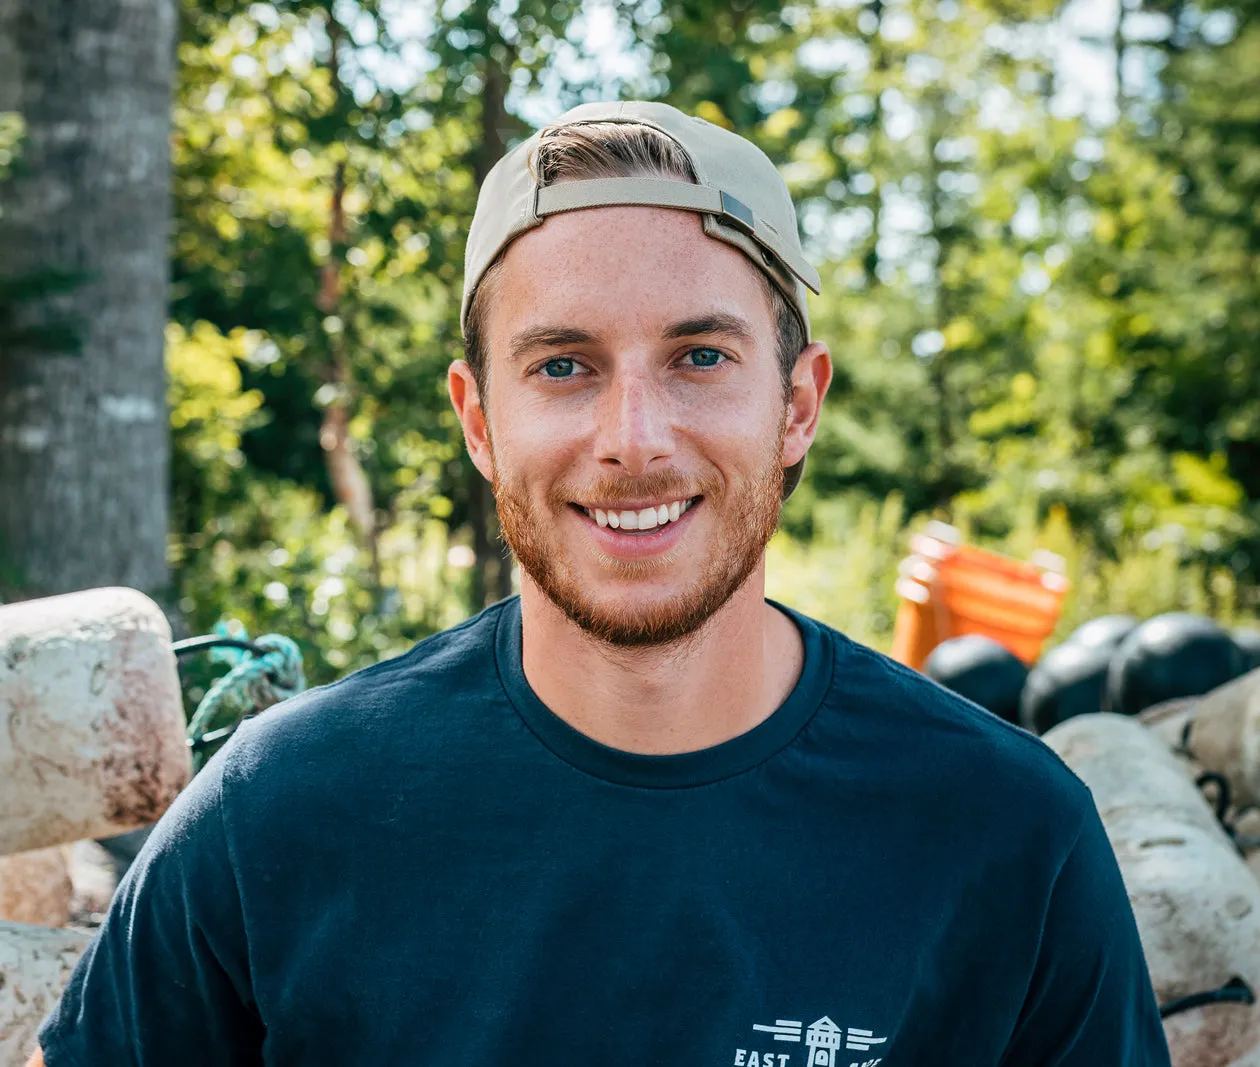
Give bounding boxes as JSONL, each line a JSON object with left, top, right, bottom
{"left": 489, "top": 372, "right": 605, "bottom": 457}
{"left": 487, "top": 399, "right": 586, "bottom": 480}
{"left": 676, "top": 384, "right": 785, "bottom": 453}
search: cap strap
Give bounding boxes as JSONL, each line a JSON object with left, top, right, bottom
{"left": 535, "top": 177, "right": 821, "bottom": 294}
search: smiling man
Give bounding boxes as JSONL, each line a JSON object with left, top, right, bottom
{"left": 32, "top": 102, "right": 1170, "bottom": 1066}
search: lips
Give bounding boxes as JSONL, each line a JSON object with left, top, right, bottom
{"left": 576, "top": 497, "right": 699, "bottom": 532}
{"left": 564, "top": 496, "right": 703, "bottom": 560}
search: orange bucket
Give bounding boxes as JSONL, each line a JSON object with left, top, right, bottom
{"left": 890, "top": 557, "right": 940, "bottom": 670}
{"left": 891, "top": 524, "right": 1069, "bottom": 669}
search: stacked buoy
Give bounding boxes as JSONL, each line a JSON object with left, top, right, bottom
{"left": 927, "top": 611, "right": 1254, "bottom": 736}
{"left": 922, "top": 634, "right": 1027, "bottom": 724}
{"left": 1106, "top": 614, "right": 1248, "bottom": 719}
{"left": 917, "top": 600, "right": 1260, "bottom": 1064}
{"left": 1046, "top": 712, "right": 1260, "bottom": 1065}
{"left": 0, "top": 923, "right": 92, "bottom": 1066}
{"left": 0, "top": 588, "right": 191, "bottom": 1063}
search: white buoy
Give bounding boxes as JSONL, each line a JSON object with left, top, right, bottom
{"left": 1233, "top": 808, "right": 1260, "bottom": 885}
{"left": 1185, "top": 669, "right": 1260, "bottom": 808}
{"left": 0, "top": 587, "right": 190, "bottom": 856}
{"left": 0, "top": 846, "right": 71, "bottom": 927}
{"left": 0, "top": 921, "right": 91, "bottom": 1067}
{"left": 1045, "top": 713, "right": 1260, "bottom": 1066}
{"left": 1139, "top": 698, "right": 1202, "bottom": 775}
{"left": 1228, "top": 1041, "right": 1260, "bottom": 1067}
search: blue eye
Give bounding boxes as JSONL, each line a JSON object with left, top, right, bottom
{"left": 542, "top": 358, "right": 577, "bottom": 378}
{"left": 685, "top": 347, "right": 726, "bottom": 368}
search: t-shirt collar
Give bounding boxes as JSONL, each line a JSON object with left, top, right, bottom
{"left": 494, "top": 595, "right": 833, "bottom": 789}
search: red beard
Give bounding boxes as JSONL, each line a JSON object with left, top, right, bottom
{"left": 493, "top": 444, "right": 785, "bottom": 648}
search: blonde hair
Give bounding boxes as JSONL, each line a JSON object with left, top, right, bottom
{"left": 530, "top": 120, "right": 699, "bottom": 184}
{"left": 464, "top": 121, "right": 803, "bottom": 396}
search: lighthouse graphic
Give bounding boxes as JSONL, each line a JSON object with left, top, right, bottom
{"left": 747, "top": 1013, "right": 888, "bottom": 1065}
{"left": 804, "top": 1017, "right": 843, "bottom": 1066}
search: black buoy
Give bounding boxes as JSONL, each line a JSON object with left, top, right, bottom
{"left": 1020, "top": 640, "right": 1113, "bottom": 735}
{"left": 1066, "top": 614, "right": 1139, "bottom": 651}
{"left": 1234, "top": 627, "right": 1260, "bottom": 672}
{"left": 924, "top": 634, "right": 1029, "bottom": 725}
{"left": 1106, "top": 613, "right": 1248, "bottom": 717}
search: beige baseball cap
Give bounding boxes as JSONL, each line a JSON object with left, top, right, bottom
{"left": 462, "top": 100, "right": 822, "bottom": 498}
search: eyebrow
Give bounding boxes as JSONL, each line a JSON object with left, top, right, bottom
{"left": 508, "top": 326, "right": 599, "bottom": 362}
{"left": 662, "top": 312, "right": 756, "bottom": 344}
{"left": 506, "top": 311, "right": 757, "bottom": 362}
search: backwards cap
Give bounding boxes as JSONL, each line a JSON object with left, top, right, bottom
{"left": 461, "top": 100, "right": 821, "bottom": 498}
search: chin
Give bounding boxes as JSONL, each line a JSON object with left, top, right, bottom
{"left": 537, "top": 564, "right": 746, "bottom": 648}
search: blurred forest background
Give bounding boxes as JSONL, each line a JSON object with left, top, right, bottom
{"left": 1, "top": 0, "right": 1258, "bottom": 687}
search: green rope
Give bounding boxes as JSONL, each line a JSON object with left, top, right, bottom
{"left": 186, "top": 632, "right": 305, "bottom": 771}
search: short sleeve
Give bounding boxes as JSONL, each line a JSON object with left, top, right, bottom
{"left": 999, "top": 801, "right": 1172, "bottom": 1066}
{"left": 37, "top": 751, "right": 263, "bottom": 1066}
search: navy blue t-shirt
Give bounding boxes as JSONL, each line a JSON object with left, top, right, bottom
{"left": 40, "top": 598, "right": 1171, "bottom": 1066}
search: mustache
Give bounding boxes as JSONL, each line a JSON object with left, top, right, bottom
{"left": 546, "top": 469, "right": 723, "bottom": 509}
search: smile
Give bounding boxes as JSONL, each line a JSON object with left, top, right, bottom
{"left": 573, "top": 497, "right": 699, "bottom": 533}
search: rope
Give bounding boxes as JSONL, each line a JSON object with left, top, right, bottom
{"left": 1160, "top": 977, "right": 1255, "bottom": 1019}
{"left": 1196, "top": 771, "right": 1233, "bottom": 825}
{"left": 174, "top": 635, "right": 268, "bottom": 658}
{"left": 1176, "top": 716, "right": 1197, "bottom": 759}
{"left": 1192, "top": 771, "right": 1254, "bottom": 856}
{"left": 185, "top": 631, "right": 305, "bottom": 770}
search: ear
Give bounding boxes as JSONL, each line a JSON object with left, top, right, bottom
{"left": 781, "top": 341, "right": 832, "bottom": 469}
{"left": 448, "top": 360, "right": 495, "bottom": 482}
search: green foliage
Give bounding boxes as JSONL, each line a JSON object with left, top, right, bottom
{"left": 162, "top": 0, "right": 1260, "bottom": 671}
{"left": 168, "top": 318, "right": 471, "bottom": 686}
{"left": 768, "top": 497, "right": 1257, "bottom": 655}
{"left": 0, "top": 112, "right": 22, "bottom": 183}
{"left": 172, "top": 475, "right": 464, "bottom": 689}
{"left": 767, "top": 493, "right": 908, "bottom": 647}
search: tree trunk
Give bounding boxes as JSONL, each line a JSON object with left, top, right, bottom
{"left": 0, "top": 0, "right": 175, "bottom": 600}
{"left": 1113, "top": 1, "right": 1127, "bottom": 113}
{"left": 924, "top": 89, "right": 959, "bottom": 507}
{"left": 317, "top": 18, "right": 377, "bottom": 561}
{"left": 861, "top": 0, "right": 886, "bottom": 287}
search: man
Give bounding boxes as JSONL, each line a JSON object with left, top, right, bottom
{"left": 32, "top": 101, "right": 1171, "bottom": 1066}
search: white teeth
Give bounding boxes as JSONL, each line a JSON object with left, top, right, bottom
{"left": 586, "top": 498, "right": 695, "bottom": 531}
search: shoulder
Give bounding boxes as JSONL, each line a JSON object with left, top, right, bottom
{"left": 216, "top": 599, "right": 510, "bottom": 794}
{"left": 811, "top": 619, "right": 1095, "bottom": 834}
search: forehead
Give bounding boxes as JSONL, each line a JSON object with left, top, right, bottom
{"left": 484, "top": 205, "right": 776, "bottom": 343}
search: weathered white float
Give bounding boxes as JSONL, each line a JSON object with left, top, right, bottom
{"left": 0, "top": 846, "right": 71, "bottom": 927}
{"left": 0, "top": 921, "right": 91, "bottom": 1066}
{"left": 1139, "top": 697, "right": 1202, "bottom": 772}
{"left": 0, "top": 587, "right": 190, "bottom": 856}
{"left": 1045, "top": 713, "right": 1260, "bottom": 1066}
{"left": 1183, "top": 669, "right": 1260, "bottom": 809}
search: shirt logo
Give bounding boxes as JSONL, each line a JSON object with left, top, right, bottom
{"left": 733, "top": 1014, "right": 887, "bottom": 1067}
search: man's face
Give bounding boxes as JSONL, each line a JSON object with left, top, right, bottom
{"left": 472, "top": 206, "right": 794, "bottom": 646}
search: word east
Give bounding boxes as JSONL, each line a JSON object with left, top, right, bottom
{"left": 732, "top": 1055, "right": 882, "bottom": 1067}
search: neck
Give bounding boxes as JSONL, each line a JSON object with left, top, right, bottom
{"left": 518, "top": 564, "right": 804, "bottom": 755}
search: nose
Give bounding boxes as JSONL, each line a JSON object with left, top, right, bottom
{"left": 593, "top": 367, "right": 676, "bottom": 477}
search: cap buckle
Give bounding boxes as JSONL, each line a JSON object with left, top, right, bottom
{"left": 718, "top": 191, "right": 756, "bottom": 236}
